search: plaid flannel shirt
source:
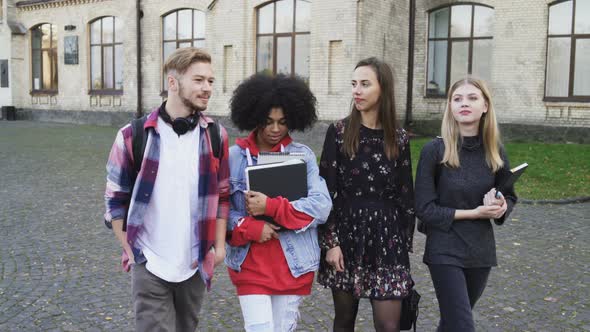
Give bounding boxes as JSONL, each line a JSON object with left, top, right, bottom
{"left": 104, "top": 108, "right": 230, "bottom": 289}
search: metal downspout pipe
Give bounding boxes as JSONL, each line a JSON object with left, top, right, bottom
{"left": 405, "top": 0, "right": 416, "bottom": 128}
{"left": 135, "top": 0, "right": 143, "bottom": 118}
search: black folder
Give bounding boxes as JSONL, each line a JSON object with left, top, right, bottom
{"left": 245, "top": 159, "right": 308, "bottom": 230}
{"left": 496, "top": 162, "right": 528, "bottom": 198}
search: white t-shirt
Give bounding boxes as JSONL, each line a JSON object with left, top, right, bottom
{"left": 137, "top": 116, "right": 200, "bottom": 282}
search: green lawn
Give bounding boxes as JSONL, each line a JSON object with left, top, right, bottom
{"left": 410, "top": 138, "right": 590, "bottom": 200}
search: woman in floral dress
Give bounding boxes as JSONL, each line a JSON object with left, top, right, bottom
{"left": 318, "top": 57, "right": 416, "bottom": 332}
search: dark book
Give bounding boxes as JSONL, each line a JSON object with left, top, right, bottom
{"left": 245, "top": 159, "right": 308, "bottom": 230}
{"left": 496, "top": 163, "right": 528, "bottom": 198}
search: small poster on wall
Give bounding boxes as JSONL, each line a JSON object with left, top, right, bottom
{"left": 64, "top": 36, "right": 79, "bottom": 65}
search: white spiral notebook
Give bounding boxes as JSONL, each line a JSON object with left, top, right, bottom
{"left": 257, "top": 152, "right": 305, "bottom": 165}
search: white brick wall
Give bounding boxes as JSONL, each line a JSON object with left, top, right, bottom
{"left": 7, "top": 0, "right": 590, "bottom": 126}
{"left": 412, "top": 0, "right": 590, "bottom": 127}
{"left": 0, "top": 0, "right": 13, "bottom": 107}
{"left": 14, "top": 0, "right": 137, "bottom": 113}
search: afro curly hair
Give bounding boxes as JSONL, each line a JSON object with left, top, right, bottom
{"left": 230, "top": 74, "right": 318, "bottom": 132}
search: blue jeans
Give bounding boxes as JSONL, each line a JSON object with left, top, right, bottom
{"left": 428, "top": 264, "right": 491, "bottom": 332}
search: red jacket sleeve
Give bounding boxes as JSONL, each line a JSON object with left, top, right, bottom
{"left": 265, "top": 197, "right": 313, "bottom": 230}
{"left": 228, "top": 217, "right": 265, "bottom": 246}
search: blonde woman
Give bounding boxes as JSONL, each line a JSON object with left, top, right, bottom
{"left": 415, "top": 77, "right": 517, "bottom": 332}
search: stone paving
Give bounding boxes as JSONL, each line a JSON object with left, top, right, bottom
{"left": 0, "top": 121, "right": 588, "bottom": 332}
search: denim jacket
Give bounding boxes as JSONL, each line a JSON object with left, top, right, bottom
{"left": 225, "top": 141, "right": 332, "bottom": 277}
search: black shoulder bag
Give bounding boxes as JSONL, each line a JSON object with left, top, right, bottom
{"left": 400, "top": 289, "right": 421, "bottom": 331}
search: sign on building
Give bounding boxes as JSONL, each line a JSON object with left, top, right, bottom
{"left": 64, "top": 36, "right": 79, "bottom": 65}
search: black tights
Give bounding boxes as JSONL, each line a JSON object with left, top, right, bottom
{"left": 332, "top": 289, "right": 402, "bottom": 332}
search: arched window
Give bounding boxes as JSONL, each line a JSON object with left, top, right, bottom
{"left": 162, "top": 8, "right": 206, "bottom": 90}
{"left": 545, "top": 0, "right": 590, "bottom": 101}
{"left": 31, "top": 23, "right": 58, "bottom": 92}
{"left": 426, "top": 4, "right": 494, "bottom": 96}
{"left": 256, "top": 0, "right": 310, "bottom": 82}
{"left": 89, "top": 16, "right": 123, "bottom": 93}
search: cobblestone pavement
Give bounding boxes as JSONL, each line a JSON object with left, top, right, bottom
{"left": 1, "top": 121, "right": 588, "bottom": 331}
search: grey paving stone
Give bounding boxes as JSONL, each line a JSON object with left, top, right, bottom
{"left": 0, "top": 121, "right": 588, "bottom": 331}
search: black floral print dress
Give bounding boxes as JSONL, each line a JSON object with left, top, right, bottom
{"left": 317, "top": 120, "right": 415, "bottom": 299}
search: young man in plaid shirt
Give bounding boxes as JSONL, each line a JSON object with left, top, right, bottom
{"left": 104, "top": 47, "right": 229, "bottom": 331}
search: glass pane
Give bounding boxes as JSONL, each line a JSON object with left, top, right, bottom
{"left": 103, "top": 46, "right": 114, "bottom": 89}
{"left": 178, "top": 9, "right": 192, "bottom": 40}
{"left": 277, "top": 36, "right": 292, "bottom": 74}
{"left": 115, "top": 17, "right": 123, "bottom": 43}
{"left": 451, "top": 5, "right": 472, "bottom": 38}
{"left": 295, "top": 34, "right": 310, "bottom": 81}
{"left": 103, "top": 17, "right": 114, "bottom": 44}
{"left": 194, "top": 39, "right": 205, "bottom": 48}
{"left": 429, "top": 7, "right": 449, "bottom": 38}
{"left": 163, "top": 12, "right": 177, "bottom": 40}
{"left": 115, "top": 45, "right": 123, "bottom": 90}
{"left": 42, "top": 50, "right": 51, "bottom": 89}
{"left": 473, "top": 6, "right": 494, "bottom": 37}
{"left": 545, "top": 37, "right": 571, "bottom": 97}
{"left": 51, "top": 49, "right": 58, "bottom": 90}
{"left": 450, "top": 41, "right": 469, "bottom": 86}
{"left": 91, "top": 46, "right": 102, "bottom": 89}
{"left": 32, "top": 27, "right": 42, "bottom": 49}
{"left": 91, "top": 20, "right": 101, "bottom": 44}
{"left": 296, "top": 0, "right": 310, "bottom": 32}
{"left": 258, "top": 3, "right": 274, "bottom": 34}
{"left": 427, "top": 40, "right": 447, "bottom": 95}
{"left": 162, "top": 42, "right": 176, "bottom": 90}
{"left": 51, "top": 25, "right": 58, "bottom": 47}
{"left": 472, "top": 39, "right": 492, "bottom": 82}
{"left": 257, "top": 36, "right": 273, "bottom": 74}
{"left": 573, "top": 38, "right": 590, "bottom": 95}
{"left": 194, "top": 10, "right": 206, "bottom": 39}
{"left": 575, "top": 0, "right": 590, "bottom": 33}
{"left": 41, "top": 24, "right": 51, "bottom": 48}
{"left": 163, "top": 41, "right": 176, "bottom": 61}
{"left": 549, "top": 1, "right": 572, "bottom": 35}
{"left": 178, "top": 42, "right": 192, "bottom": 48}
{"left": 32, "top": 50, "right": 41, "bottom": 90}
{"left": 276, "top": 0, "right": 294, "bottom": 33}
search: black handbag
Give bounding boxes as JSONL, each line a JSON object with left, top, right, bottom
{"left": 400, "top": 289, "right": 421, "bottom": 331}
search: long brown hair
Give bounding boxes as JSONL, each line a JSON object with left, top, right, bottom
{"left": 441, "top": 77, "right": 504, "bottom": 172}
{"left": 342, "top": 57, "right": 399, "bottom": 159}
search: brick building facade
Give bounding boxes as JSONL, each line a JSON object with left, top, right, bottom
{"left": 0, "top": 0, "right": 589, "bottom": 140}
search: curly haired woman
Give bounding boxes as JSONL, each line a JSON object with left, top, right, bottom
{"left": 225, "top": 74, "right": 332, "bottom": 332}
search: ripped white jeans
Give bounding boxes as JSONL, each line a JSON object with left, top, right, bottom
{"left": 238, "top": 295, "right": 303, "bottom": 332}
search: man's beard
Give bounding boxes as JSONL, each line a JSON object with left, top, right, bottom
{"left": 178, "top": 81, "right": 207, "bottom": 113}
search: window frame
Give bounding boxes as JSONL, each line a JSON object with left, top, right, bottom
{"left": 88, "top": 16, "right": 123, "bottom": 95}
{"left": 160, "top": 8, "right": 207, "bottom": 93}
{"left": 544, "top": 0, "right": 590, "bottom": 102}
{"left": 425, "top": 3, "right": 494, "bottom": 98}
{"left": 255, "top": 0, "right": 311, "bottom": 80}
{"left": 30, "top": 23, "right": 58, "bottom": 95}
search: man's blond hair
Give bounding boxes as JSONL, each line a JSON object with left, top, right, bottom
{"left": 163, "top": 47, "right": 211, "bottom": 76}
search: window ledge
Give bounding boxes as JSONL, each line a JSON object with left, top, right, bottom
{"left": 89, "top": 89, "right": 124, "bottom": 96}
{"left": 544, "top": 102, "right": 590, "bottom": 108}
{"left": 423, "top": 94, "right": 446, "bottom": 99}
{"left": 544, "top": 97, "right": 590, "bottom": 105}
{"left": 30, "top": 90, "right": 58, "bottom": 96}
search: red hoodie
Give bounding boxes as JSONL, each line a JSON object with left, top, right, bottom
{"left": 228, "top": 131, "right": 315, "bottom": 296}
